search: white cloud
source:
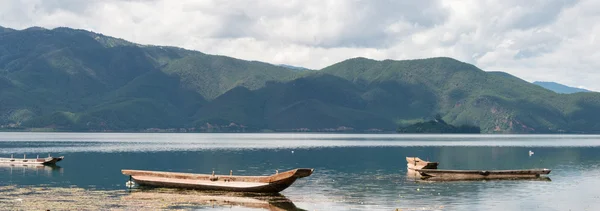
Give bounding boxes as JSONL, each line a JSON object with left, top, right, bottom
{"left": 1, "top": 0, "right": 599, "bottom": 91}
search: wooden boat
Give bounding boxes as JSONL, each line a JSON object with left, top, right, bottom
{"left": 406, "top": 157, "right": 438, "bottom": 170}
{"left": 416, "top": 168, "right": 551, "bottom": 180}
{"left": 122, "top": 168, "right": 314, "bottom": 193}
{"left": 406, "top": 170, "right": 552, "bottom": 182}
{"left": 406, "top": 157, "right": 551, "bottom": 181}
{"left": 0, "top": 154, "right": 64, "bottom": 165}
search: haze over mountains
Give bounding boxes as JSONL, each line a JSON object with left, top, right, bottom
{"left": 2, "top": 26, "right": 600, "bottom": 133}
{"left": 533, "top": 81, "right": 592, "bottom": 94}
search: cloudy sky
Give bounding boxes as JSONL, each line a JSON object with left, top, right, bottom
{"left": 1, "top": 0, "right": 599, "bottom": 91}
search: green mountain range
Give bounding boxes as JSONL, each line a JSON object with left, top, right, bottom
{"left": 1, "top": 26, "right": 600, "bottom": 133}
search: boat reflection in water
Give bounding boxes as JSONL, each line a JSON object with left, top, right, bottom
{"left": 0, "top": 162, "right": 63, "bottom": 176}
{"left": 122, "top": 188, "right": 304, "bottom": 211}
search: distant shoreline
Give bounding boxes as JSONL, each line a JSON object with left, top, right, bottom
{"left": 0, "top": 129, "right": 596, "bottom": 134}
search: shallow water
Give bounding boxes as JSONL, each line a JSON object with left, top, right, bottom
{"left": 1, "top": 133, "right": 600, "bottom": 210}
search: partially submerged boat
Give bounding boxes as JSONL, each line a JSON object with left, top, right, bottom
{"left": 406, "top": 157, "right": 551, "bottom": 181}
{"left": 122, "top": 168, "right": 314, "bottom": 193}
{"left": 0, "top": 154, "right": 64, "bottom": 165}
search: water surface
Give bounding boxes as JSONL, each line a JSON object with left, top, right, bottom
{"left": 1, "top": 133, "right": 599, "bottom": 210}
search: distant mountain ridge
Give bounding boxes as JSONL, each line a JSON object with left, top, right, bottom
{"left": 533, "top": 81, "right": 591, "bottom": 94}
{"left": 2, "top": 25, "right": 600, "bottom": 133}
{"left": 0, "top": 26, "right": 15, "bottom": 33}
{"left": 278, "top": 64, "right": 312, "bottom": 72}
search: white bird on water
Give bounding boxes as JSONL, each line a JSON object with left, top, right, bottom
{"left": 529, "top": 150, "right": 534, "bottom": 156}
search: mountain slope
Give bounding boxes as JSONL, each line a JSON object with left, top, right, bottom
{"left": 162, "top": 54, "right": 298, "bottom": 100}
{"left": 320, "top": 57, "right": 600, "bottom": 133}
{"left": 194, "top": 57, "right": 600, "bottom": 133}
{"left": 193, "top": 74, "right": 396, "bottom": 131}
{"left": 278, "top": 64, "right": 312, "bottom": 72}
{"left": 533, "top": 81, "right": 591, "bottom": 94}
{"left": 0, "top": 26, "right": 15, "bottom": 33}
{"left": 0, "top": 26, "right": 296, "bottom": 130}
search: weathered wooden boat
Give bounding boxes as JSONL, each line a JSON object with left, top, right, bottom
{"left": 122, "top": 168, "right": 314, "bottom": 193}
{"left": 416, "top": 168, "right": 551, "bottom": 180}
{"left": 406, "top": 157, "right": 551, "bottom": 181}
{"left": 0, "top": 154, "right": 64, "bottom": 165}
{"left": 406, "top": 157, "right": 438, "bottom": 170}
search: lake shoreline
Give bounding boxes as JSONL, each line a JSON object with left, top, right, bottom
{"left": 1, "top": 128, "right": 597, "bottom": 134}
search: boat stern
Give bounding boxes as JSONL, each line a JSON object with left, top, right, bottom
{"left": 541, "top": 168, "right": 551, "bottom": 175}
{"left": 406, "top": 157, "right": 439, "bottom": 170}
{"left": 43, "top": 156, "right": 64, "bottom": 165}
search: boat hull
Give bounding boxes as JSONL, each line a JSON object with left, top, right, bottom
{"left": 132, "top": 177, "right": 298, "bottom": 193}
{"left": 0, "top": 156, "right": 63, "bottom": 165}
{"left": 416, "top": 169, "right": 551, "bottom": 180}
{"left": 122, "top": 168, "right": 313, "bottom": 193}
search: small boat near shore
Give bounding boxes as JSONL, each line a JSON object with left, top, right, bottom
{"left": 416, "top": 168, "right": 552, "bottom": 180}
{"left": 122, "top": 168, "right": 314, "bottom": 193}
{"left": 0, "top": 154, "right": 64, "bottom": 165}
{"left": 406, "top": 157, "right": 551, "bottom": 181}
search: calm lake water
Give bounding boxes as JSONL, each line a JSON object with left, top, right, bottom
{"left": 1, "top": 133, "right": 600, "bottom": 210}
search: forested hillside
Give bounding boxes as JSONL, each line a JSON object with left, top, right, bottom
{"left": 2, "top": 26, "right": 600, "bottom": 133}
